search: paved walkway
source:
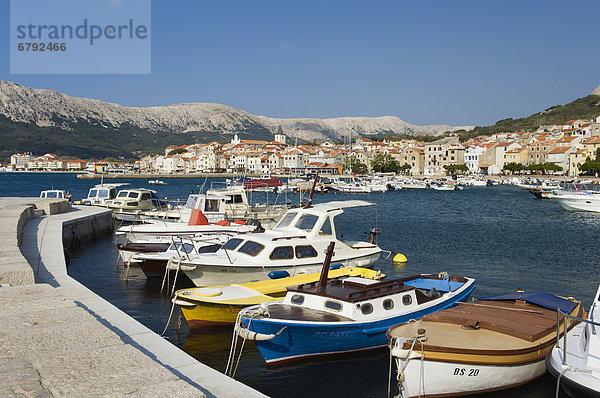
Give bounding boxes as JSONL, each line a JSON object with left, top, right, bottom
{"left": 0, "top": 199, "right": 265, "bottom": 397}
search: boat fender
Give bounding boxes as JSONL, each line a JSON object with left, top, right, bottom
{"left": 268, "top": 270, "right": 290, "bottom": 279}
{"left": 329, "top": 263, "right": 344, "bottom": 270}
{"left": 393, "top": 253, "right": 407, "bottom": 263}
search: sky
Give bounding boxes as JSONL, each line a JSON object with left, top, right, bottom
{"left": 1, "top": 0, "right": 600, "bottom": 127}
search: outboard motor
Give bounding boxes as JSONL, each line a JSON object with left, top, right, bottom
{"left": 366, "top": 227, "right": 382, "bottom": 244}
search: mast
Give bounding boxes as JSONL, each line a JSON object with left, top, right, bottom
{"left": 317, "top": 241, "right": 336, "bottom": 296}
{"left": 304, "top": 173, "right": 319, "bottom": 208}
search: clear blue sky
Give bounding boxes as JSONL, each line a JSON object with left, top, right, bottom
{"left": 1, "top": 0, "right": 599, "bottom": 127}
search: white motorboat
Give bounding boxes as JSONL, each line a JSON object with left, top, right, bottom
{"left": 40, "top": 189, "right": 71, "bottom": 201}
{"left": 148, "top": 179, "right": 167, "bottom": 185}
{"left": 78, "top": 183, "right": 128, "bottom": 206}
{"left": 550, "top": 190, "right": 600, "bottom": 212}
{"left": 546, "top": 283, "right": 600, "bottom": 397}
{"left": 169, "top": 200, "right": 383, "bottom": 287}
{"left": 333, "top": 178, "right": 373, "bottom": 193}
{"left": 106, "top": 188, "right": 167, "bottom": 222}
{"left": 115, "top": 193, "right": 259, "bottom": 246}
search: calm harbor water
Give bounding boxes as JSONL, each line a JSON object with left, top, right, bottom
{"left": 2, "top": 172, "right": 598, "bottom": 397}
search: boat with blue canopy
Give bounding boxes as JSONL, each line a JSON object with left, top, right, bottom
{"left": 230, "top": 242, "right": 475, "bottom": 365}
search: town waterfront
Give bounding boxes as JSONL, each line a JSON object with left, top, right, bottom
{"left": 3, "top": 172, "right": 598, "bottom": 397}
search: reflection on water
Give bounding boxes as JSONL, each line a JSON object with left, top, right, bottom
{"left": 66, "top": 184, "right": 596, "bottom": 397}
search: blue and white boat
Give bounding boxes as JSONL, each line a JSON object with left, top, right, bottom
{"left": 233, "top": 242, "right": 475, "bottom": 364}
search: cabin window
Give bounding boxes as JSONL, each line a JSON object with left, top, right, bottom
{"left": 89, "top": 189, "right": 98, "bottom": 198}
{"left": 141, "top": 193, "right": 151, "bottom": 201}
{"left": 204, "top": 199, "right": 220, "bottom": 212}
{"left": 383, "top": 299, "right": 394, "bottom": 310}
{"left": 171, "top": 242, "right": 195, "bottom": 253}
{"left": 99, "top": 190, "right": 111, "bottom": 198}
{"left": 198, "top": 244, "right": 221, "bottom": 254}
{"left": 238, "top": 241, "right": 265, "bottom": 257}
{"left": 295, "top": 245, "right": 318, "bottom": 258}
{"left": 402, "top": 294, "right": 413, "bottom": 306}
{"left": 117, "top": 191, "right": 128, "bottom": 198}
{"left": 319, "top": 218, "right": 333, "bottom": 235}
{"left": 128, "top": 192, "right": 139, "bottom": 198}
{"left": 277, "top": 212, "right": 298, "bottom": 228}
{"left": 269, "top": 246, "right": 294, "bottom": 260}
{"left": 324, "top": 300, "right": 343, "bottom": 312}
{"left": 222, "top": 238, "right": 243, "bottom": 251}
{"left": 232, "top": 195, "right": 244, "bottom": 204}
{"left": 360, "top": 303, "right": 373, "bottom": 315}
{"left": 295, "top": 214, "right": 319, "bottom": 231}
{"left": 291, "top": 294, "right": 304, "bottom": 305}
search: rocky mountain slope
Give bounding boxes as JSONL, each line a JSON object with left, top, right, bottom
{"left": 0, "top": 81, "right": 470, "bottom": 143}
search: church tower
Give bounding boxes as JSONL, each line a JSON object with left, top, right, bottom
{"left": 274, "top": 126, "right": 287, "bottom": 145}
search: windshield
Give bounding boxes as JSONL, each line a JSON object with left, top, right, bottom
{"left": 88, "top": 189, "right": 98, "bottom": 198}
{"left": 185, "top": 196, "right": 198, "bottom": 210}
{"left": 117, "top": 191, "right": 128, "bottom": 198}
{"left": 128, "top": 192, "right": 139, "bottom": 198}
{"left": 97, "top": 190, "right": 110, "bottom": 198}
{"left": 276, "top": 211, "right": 298, "bottom": 228}
{"left": 295, "top": 214, "right": 319, "bottom": 231}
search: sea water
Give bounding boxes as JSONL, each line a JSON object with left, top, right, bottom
{"left": 2, "top": 172, "right": 597, "bottom": 397}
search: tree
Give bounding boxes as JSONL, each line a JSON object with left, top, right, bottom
{"left": 579, "top": 150, "right": 600, "bottom": 176}
{"left": 443, "top": 164, "right": 468, "bottom": 176}
{"left": 167, "top": 148, "right": 188, "bottom": 156}
{"left": 503, "top": 162, "right": 525, "bottom": 174}
{"left": 399, "top": 164, "right": 412, "bottom": 175}
{"left": 342, "top": 155, "right": 367, "bottom": 174}
{"left": 371, "top": 153, "right": 400, "bottom": 173}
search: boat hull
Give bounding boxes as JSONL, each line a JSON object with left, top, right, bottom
{"left": 546, "top": 322, "right": 600, "bottom": 398}
{"left": 243, "top": 282, "right": 474, "bottom": 363}
{"left": 182, "top": 252, "right": 381, "bottom": 287}
{"left": 396, "top": 357, "right": 545, "bottom": 398}
{"left": 552, "top": 195, "right": 600, "bottom": 212}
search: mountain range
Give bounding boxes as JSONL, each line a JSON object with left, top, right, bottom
{"left": 0, "top": 81, "right": 471, "bottom": 159}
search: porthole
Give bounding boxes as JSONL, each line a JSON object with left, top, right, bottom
{"left": 402, "top": 294, "right": 413, "bottom": 306}
{"left": 383, "top": 299, "right": 394, "bottom": 310}
{"left": 324, "top": 300, "right": 342, "bottom": 312}
{"left": 291, "top": 294, "right": 304, "bottom": 305}
{"left": 360, "top": 303, "right": 373, "bottom": 315}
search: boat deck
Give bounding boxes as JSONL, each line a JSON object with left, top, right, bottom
{"left": 388, "top": 299, "right": 582, "bottom": 351}
{"left": 251, "top": 303, "right": 353, "bottom": 322}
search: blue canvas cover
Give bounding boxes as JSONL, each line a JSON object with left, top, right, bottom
{"left": 479, "top": 292, "right": 577, "bottom": 314}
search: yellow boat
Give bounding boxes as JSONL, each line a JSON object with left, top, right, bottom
{"left": 173, "top": 267, "right": 384, "bottom": 327}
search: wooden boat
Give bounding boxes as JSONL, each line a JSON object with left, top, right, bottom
{"left": 546, "top": 284, "right": 600, "bottom": 397}
{"left": 387, "top": 291, "right": 583, "bottom": 398}
{"left": 232, "top": 242, "right": 475, "bottom": 364}
{"left": 172, "top": 266, "right": 384, "bottom": 327}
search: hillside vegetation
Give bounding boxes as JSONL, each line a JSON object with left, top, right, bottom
{"left": 458, "top": 95, "right": 600, "bottom": 140}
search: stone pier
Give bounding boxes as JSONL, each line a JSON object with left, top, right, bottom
{"left": 0, "top": 198, "right": 265, "bottom": 397}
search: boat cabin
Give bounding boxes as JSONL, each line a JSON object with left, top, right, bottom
{"left": 282, "top": 274, "right": 470, "bottom": 322}
{"left": 40, "top": 189, "right": 69, "bottom": 200}
{"left": 180, "top": 193, "right": 229, "bottom": 223}
{"left": 106, "top": 188, "right": 163, "bottom": 211}
{"left": 82, "top": 183, "right": 128, "bottom": 206}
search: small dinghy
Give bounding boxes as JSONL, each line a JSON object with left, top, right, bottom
{"left": 387, "top": 290, "right": 583, "bottom": 398}
{"left": 232, "top": 242, "right": 475, "bottom": 364}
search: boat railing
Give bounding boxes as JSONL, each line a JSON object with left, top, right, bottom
{"left": 556, "top": 308, "right": 600, "bottom": 365}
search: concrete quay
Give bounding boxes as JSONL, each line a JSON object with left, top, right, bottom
{"left": 0, "top": 198, "right": 266, "bottom": 398}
